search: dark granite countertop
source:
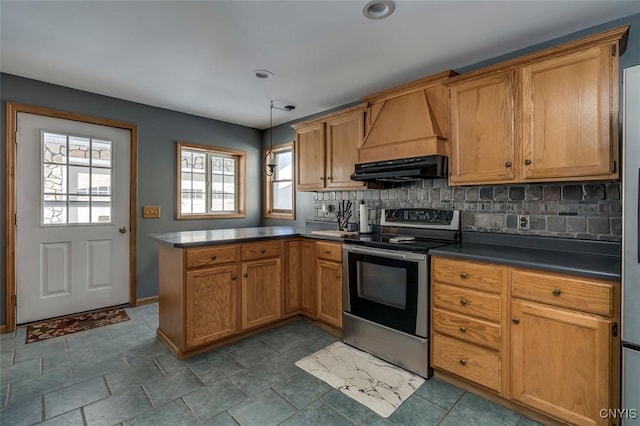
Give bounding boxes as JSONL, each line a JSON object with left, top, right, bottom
{"left": 149, "top": 225, "right": 344, "bottom": 248}
{"left": 430, "top": 233, "right": 621, "bottom": 281}
{"left": 151, "top": 227, "right": 621, "bottom": 280}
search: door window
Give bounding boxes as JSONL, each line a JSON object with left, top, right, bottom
{"left": 42, "top": 131, "right": 112, "bottom": 225}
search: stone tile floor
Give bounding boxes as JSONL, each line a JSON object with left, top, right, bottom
{"left": 0, "top": 303, "right": 542, "bottom": 425}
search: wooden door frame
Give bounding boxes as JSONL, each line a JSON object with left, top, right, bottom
{"left": 4, "top": 102, "right": 139, "bottom": 332}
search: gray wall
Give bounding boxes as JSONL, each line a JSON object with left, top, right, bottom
{"left": 0, "top": 74, "right": 262, "bottom": 325}
{"left": 267, "top": 12, "right": 640, "bottom": 237}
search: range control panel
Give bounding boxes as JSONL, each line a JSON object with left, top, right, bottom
{"left": 381, "top": 208, "right": 459, "bottom": 230}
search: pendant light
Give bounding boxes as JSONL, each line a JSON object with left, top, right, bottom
{"left": 264, "top": 100, "right": 295, "bottom": 177}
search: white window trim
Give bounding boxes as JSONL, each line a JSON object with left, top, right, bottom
{"left": 177, "top": 141, "right": 246, "bottom": 219}
{"left": 264, "top": 142, "right": 295, "bottom": 220}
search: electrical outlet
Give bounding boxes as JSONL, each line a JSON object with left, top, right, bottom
{"left": 518, "top": 214, "right": 530, "bottom": 230}
{"left": 321, "top": 204, "right": 333, "bottom": 217}
{"left": 143, "top": 205, "right": 161, "bottom": 218}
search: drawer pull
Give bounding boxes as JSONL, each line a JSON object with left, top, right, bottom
{"left": 460, "top": 298, "right": 467, "bottom": 306}
{"left": 211, "top": 255, "right": 217, "bottom": 260}
{"left": 512, "top": 318, "right": 520, "bottom": 325}
{"left": 552, "top": 288, "right": 562, "bottom": 296}
{"left": 243, "top": 273, "right": 248, "bottom": 278}
{"left": 459, "top": 327, "right": 467, "bottom": 333}
{"left": 325, "top": 250, "right": 331, "bottom": 254}
{"left": 460, "top": 272, "right": 467, "bottom": 279}
{"left": 231, "top": 275, "right": 237, "bottom": 281}
{"left": 459, "top": 359, "right": 467, "bottom": 366}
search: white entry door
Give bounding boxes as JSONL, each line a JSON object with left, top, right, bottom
{"left": 16, "top": 113, "right": 131, "bottom": 324}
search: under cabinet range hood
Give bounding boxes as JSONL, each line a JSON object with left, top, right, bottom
{"left": 351, "top": 155, "right": 448, "bottom": 182}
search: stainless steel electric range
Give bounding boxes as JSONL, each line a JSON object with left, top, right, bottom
{"left": 342, "top": 208, "right": 460, "bottom": 378}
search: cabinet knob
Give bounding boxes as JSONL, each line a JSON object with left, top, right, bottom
{"left": 243, "top": 273, "right": 248, "bottom": 278}
{"left": 325, "top": 250, "right": 331, "bottom": 254}
{"left": 459, "top": 359, "right": 467, "bottom": 366}
{"left": 460, "top": 272, "right": 467, "bottom": 279}
{"left": 505, "top": 161, "right": 512, "bottom": 168}
{"left": 512, "top": 318, "right": 520, "bottom": 325}
{"left": 320, "top": 177, "right": 325, "bottom": 181}
{"left": 524, "top": 159, "right": 532, "bottom": 165}
{"left": 459, "top": 327, "right": 467, "bottom": 333}
{"left": 211, "top": 255, "right": 217, "bottom": 260}
{"left": 552, "top": 288, "right": 562, "bottom": 296}
{"left": 460, "top": 298, "right": 467, "bottom": 306}
{"left": 336, "top": 274, "right": 341, "bottom": 279}
{"left": 328, "top": 176, "right": 333, "bottom": 181}
{"left": 261, "top": 248, "right": 266, "bottom": 253}
{"left": 231, "top": 275, "right": 237, "bottom": 281}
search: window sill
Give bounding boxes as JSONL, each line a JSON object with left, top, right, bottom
{"left": 177, "top": 213, "right": 247, "bottom": 220}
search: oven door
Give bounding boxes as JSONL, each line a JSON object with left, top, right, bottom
{"left": 343, "top": 244, "right": 428, "bottom": 337}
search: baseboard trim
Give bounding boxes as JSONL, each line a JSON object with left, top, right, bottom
{"left": 136, "top": 296, "right": 159, "bottom": 306}
{"left": 0, "top": 325, "right": 6, "bottom": 334}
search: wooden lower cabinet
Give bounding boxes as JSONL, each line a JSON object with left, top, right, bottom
{"left": 431, "top": 256, "right": 619, "bottom": 426}
{"left": 185, "top": 265, "right": 239, "bottom": 348}
{"left": 511, "top": 299, "right": 612, "bottom": 426}
{"left": 241, "top": 257, "right": 282, "bottom": 330}
{"left": 285, "top": 240, "right": 302, "bottom": 313}
{"left": 301, "top": 241, "right": 316, "bottom": 315}
{"left": 316, "top": 259, "right": 343, "bottom": 328}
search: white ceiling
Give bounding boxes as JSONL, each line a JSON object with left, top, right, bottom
{"left": 2, "top": 1, "right": 640, "bottom": 130}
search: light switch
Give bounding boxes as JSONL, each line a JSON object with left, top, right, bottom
{"left": 143, "top": 205, "right": 161, "bottom": 218}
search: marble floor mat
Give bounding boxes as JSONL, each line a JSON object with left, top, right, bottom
{"left": 295, "top": 341, "right": 425, "bottom": 418}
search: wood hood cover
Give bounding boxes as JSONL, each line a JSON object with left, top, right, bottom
{"left": 358, "top": 70, "right": 457, "bottom": 164}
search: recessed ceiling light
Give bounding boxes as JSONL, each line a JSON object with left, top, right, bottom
{"left": 362, "top": 0, "right": 395, "bottom": 20}
{"left": 253, "top": 69, "right": 274, "bottom": 79}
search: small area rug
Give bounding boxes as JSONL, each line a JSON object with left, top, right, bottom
{"left": 25, "top": 306, "right": 130, "bottom": 343}
{"left": 295, "top": 342, "right": 424, "bottom": 418}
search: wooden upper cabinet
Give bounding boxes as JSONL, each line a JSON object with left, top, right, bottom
{"left": 521, "top": 44, "right": 616, "bottom": 181}
{"left": 447, "top": 26, "right": 627, "bottom": 186}
{"left": 449, "top": 71, "right": 517, "bottom": 185}
{"left": 293, "top": 104, "right": 367, "bottom": 191}
{"left": 295, "top": 121, "right": 326, "bottom": 190}
{"left": 326, "top": 110, "right": 365, "bottom": 189}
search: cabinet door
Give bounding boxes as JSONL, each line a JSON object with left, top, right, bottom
{"left": 285, "top": 240, "right": 301, "bottom": 313}
{"left": 295, "top": 122, "right": 326, "bottom": 190}
{"left": 326, "top": 110, "right": 365, "bottom": 189}
{"left": 316, "top": 259, "right": 343, "bottom": 328}
{"left": 449, "top": 71, "right": 517, "bottom": 185}
{"left": 301, "top": 241, "right": 316, "bottom": 315}
{"left": 511, "top": 299, "right": 611, "bottom": 426}
{"left": 185, "top": 265, "right": 238, "bottom": 348}
{"left": 521, "top": 44, "right": 616, "bottom": 181}
{"left": 241, "top": 257, "right": 282, "bottom": 330}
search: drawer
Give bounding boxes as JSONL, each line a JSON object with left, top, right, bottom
{"left": 186, "top": 245, "right": 237, "bottom": 268}
{"left": 511, "top": 268, "right": 614, "bottom": 316}
{"left": 432, "top": 333, "right": 501, "bottom": 393}
{"left": 433, "top": 283, "right": 501, "bottom": 322}
{"left": 316, "top": 241, "right": 342, "bottom": 262}
{"left": 432, "top": 257, "right": 504, "bottom": 293}
{"left": 242, "top": 241, "right": 282, "bottom": 260}
{"left": 433, "top": 308, "right": 501, "bottom": 350}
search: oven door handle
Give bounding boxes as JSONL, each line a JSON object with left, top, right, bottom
{"left": 343, "top": 244, "right": 427, "bottom": 262}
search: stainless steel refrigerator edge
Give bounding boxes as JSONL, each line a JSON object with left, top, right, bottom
{"left": 623, "top": 64, "right": 640, "bottom": 425}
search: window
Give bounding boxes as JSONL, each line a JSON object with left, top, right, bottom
{"left": 177, "top": 141, "right": 246, "bottom": 219}
{"left": 264, "top": 142, "right": 295, "bottom": 219}
{"left": 42, "top": 131, "right": 113, "bottom": 225}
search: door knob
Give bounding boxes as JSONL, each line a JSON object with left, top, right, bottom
{"left": 118, "top": 226, "right": 127, "bottom": 233}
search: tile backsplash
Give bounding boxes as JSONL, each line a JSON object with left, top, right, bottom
{"left": 313, "top": 180, "right": 621, "bottom": 241}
